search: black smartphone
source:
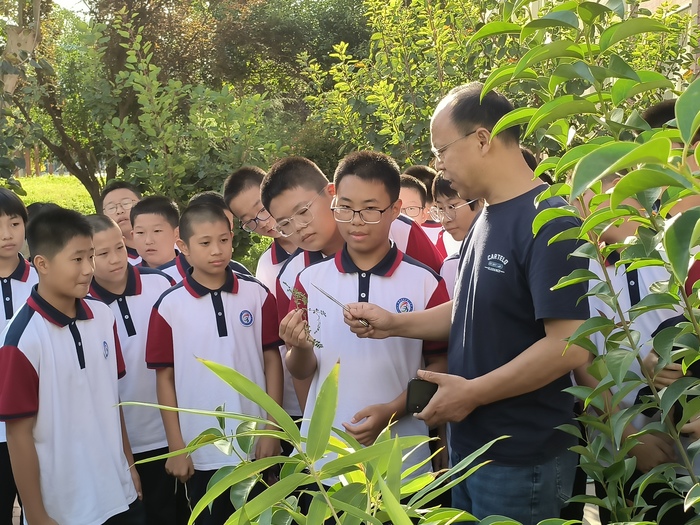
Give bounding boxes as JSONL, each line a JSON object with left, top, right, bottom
{"left": 406, "top": 377, "right": 438, "bottom": 414}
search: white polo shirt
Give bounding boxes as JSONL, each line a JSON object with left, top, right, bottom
{"left": 157, "top": 253, "right": 251, "bottom": 283}
{"left": 0, "top": 255, "right": 38, "bottom": 443}
{"left": 420, "top": 221, "right": 447, "bottom": 258}
{"left": 440, "top": 252, "right": 460, "bottom": 300}
{"left": 0, "top": 289, "right": 137, "bottom": 525}
{"left": 255, "top": 239, "right": 291, "bottom": 294}
{"left": 127, "top": 246, "right": 142, "bottom": 266}
{"left": 89, "top": 266, "right": 174, "bottom": 454}
{"left": 146, "top": 267, "right": 281, "bottom": 471}
{"left": 291, "top": 243, "right": 449, "bottom": 476}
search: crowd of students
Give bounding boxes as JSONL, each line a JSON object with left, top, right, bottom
{"left": 0, "top": 82, "right": 696, "bottom": 525}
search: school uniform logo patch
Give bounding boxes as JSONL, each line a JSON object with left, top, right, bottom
{"left": 485, "top": 253, "right": 509, "bottom": 274}
{"left": 103, "top": 341, "right": 109, "bottom": 359}
{"left": 239, "top": 310, "right": 254, "bottom": 326}
{"left": 396, "top": 298, "right": 414, "bottom": 313}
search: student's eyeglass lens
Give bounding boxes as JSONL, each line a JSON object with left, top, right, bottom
{"left": 103, "top": 198, "right": 137, "bottom": 215}
{"left": 332, "top": 201, "right": 395, "bottom": 224}
{"left": 400, "top": 206, "right": 424, "bottom": 218}
{"left": 273, "top": 188, "right": 326, "bottom": 237}
{"left": 430, "top": 199, "right": 478, "bottom": 221}
{"left": 241, "top": 207, "right": 272, "bottom": 233}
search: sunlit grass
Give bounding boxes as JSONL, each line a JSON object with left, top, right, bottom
{"left": 18, "top": 175, "right": 96, "bottom": 215}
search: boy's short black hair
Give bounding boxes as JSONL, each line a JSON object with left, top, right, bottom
{"left": 188, "top": 191, "right": 229, "bottom": 214}
{"left": 404, "top": 165, "right": 437, "bottom": 203}
{"left": 432, "top": 172, "right": 459, "bottom": 200}
{"left": 443, "top": 82, "right": 520, "bottom": 146}
{"left": 222, "top": 166, "right": 266, "bottom": 208}
{"left": 100, "top": 180, "right": 142, "bottom": 201}
{"left": 0, "top": 189, "right": 28, "bottom": 224}
{"left": 179, "top": 204, "right": 231, "bottom": 244}
{"left": 84, "top": 214, "right": 120, "bottom": 236}
{"left": 261, "top": 157, "right": 328, "bottom": 211}
{"left": 130, "top": 196, "right": 179, "bottom": 229}
{"left": 27, "top": 206, "right": 93, "bottom": 260}
{"left": 26, "top": 202, "right": 55, "bottom": 222}
{"left": 399, "top": 174, "right": 427, "bottom": 207}
{"left": 334, "top": 151, "right": 401, "bottom": 203}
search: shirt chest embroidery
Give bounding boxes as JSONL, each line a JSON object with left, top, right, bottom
{"left": 485, "top": 253, "right": 509, "bottom": 274}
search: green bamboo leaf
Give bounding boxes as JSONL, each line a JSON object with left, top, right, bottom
{"left": 611, "top": 71, "right": 674, "bottom": 106}
{"left": 224, "top": 473, "right": 313, "bottom": 525}
{"left": 481, "top": 66, "right": 538, "bottom": 100}
{"left": 513, "top": 40, "right": 585, "bottom": 77}
{"left": 662, "top": 208, "right": 700, "bottom": 283}
{"left": 599, "top": 18, "right": 669, "bottom": 52}
{"left": 199, "top": 358, "right": 301, "bottom": 444}
{"left": 466, "top": 21, "right": 521, "bottom": 47}
{"left": 386, "top": 438, "right": 402, "bottom": 499}
{"left": 306, "top": 362, "right": 339, "bottom": 462}
{"left": 524, "top": 96, "right": 597, "bottom": 139}
{"left": 531, "top": 206, "right": 579, "bottom": 235}
{"left": 523, "top": 11, "right": 580, "bottom": 30}
{"left": 676, "top": 77, "right": 700, "bottom": 146}
{"left": 610, "top": 168, "right": 693, "bottom": 209}
{"left": 490, "top": 107, "right": 537, "bottom": 139}
{"left": 552, "top": 268, "right": 601, "bottom": 290}
{"left": 328, "top": 495, "right": 383, "bottom": 525}
{"left": 305, "top": 494, "right": 328, "bottom": 524}
{"left": 377, "top": 476, "right": 413, "bottom": 525}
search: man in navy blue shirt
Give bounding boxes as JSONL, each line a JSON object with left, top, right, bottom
{"left": 345, "top": 83, "right": 589, "bottom": 524}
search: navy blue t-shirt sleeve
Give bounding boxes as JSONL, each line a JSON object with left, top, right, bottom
{"left": 527, "top": 217, "right": 589, "bottom": 322}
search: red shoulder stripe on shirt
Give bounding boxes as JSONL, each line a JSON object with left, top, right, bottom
{"left": 0, "top": 346, "right": 39, "bottom": 420}
{"left": 145, "top": 308, "right": 175, "bottom": 369}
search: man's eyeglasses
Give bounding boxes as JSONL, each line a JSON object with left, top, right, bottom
{"left": 429, "top": 199, "right": 478, "bottom": 221}
{"left": 400, "top": 206, "right": 424, "bottom": 218}
{"left": 431, "top": 129, "right": 477, "bottom": 161}
{"left": 103, "top": 198, "right": 137, "bottom": 215}
{"left": 332, "top": 201, "right": 395, "bottom": 224}
{"left": 240, "top": 207, "right": 272, "bottom": 233}
{"left": 273, "top": 188, "right": 326, "bottom": 237}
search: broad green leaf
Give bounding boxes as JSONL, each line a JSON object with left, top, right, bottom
{"left": 549, "top": 62, "right": 597, "bottom": 92}
{"left": 306, "top": 362, "right": 339, "bottom": 462}
{"left": 662, "top": 208, "right": 700, "bottom": 283}
{"left": 578, "top": 206, "right": 637, "bottom": 238}
{"left": 611, "top": 71, "right": 674, "bottom": 106}
{"left": 531, "top": 206, "right": 579, "bottom": 235}
{"left": 523, "top": 11, "right": 579, "bottom": 31}
{"left": 555, "top": 143, "right": 606, "bottom": 179}
{"left": 491, "top": 108, "right": 537, "bottom": 139}
{"left": 610, "top": 168, "right": 693, "bottom": 209}
{"left": 467, "top": 22, "right": 521, "bottom": 47}
{"left": 479, "top": 516, "right": 522, "bottom": 525}
{"left": 524, "top": 96, "right": 597, "bottom": 139}
{"left": 570, "top": 142, "right": 641, "bottom": 198}
{"left": 229, "top": 475, "right": 258, "bottom": 510}
{"left": 567, "top": 316, "right": 616, "bottom": 343}
{"left": 552, "top": 268, "right": 601, "bottom": 290}
{"left": 599, "top": 18, "right": 669, "bottom": 52}
{"left": 199, "top": 359, "right": 301, "bottom": 444}
{"left": 676, "top": 77, "right": 700, "bottom": 146}
{"left": 236, "top": 420, "right": 256, "bottom": 455}
{"left": 578, "top": 2, "right": 615, "bottom": 24}
{"left": 513, "top": 40, "right": 585, "bottom": 77}
{"left": 659, "top": 376, "right": 697, "bottom": 417}
{"left": 605, "top": 349, "right": 637, "bottom": 387}
{"left": 605, "top": 0, "right": 625, "bottom": 18}
{"left": 482, "top": 66, "right": 538, "bottom": 100}
{"left": 534, "top": 158, "right": 560, "bottom": 180}
{"left": 685, "top": 483, "right": 700, "bottom": 511}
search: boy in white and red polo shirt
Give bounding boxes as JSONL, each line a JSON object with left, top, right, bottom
{"left": 146, "top": 204, "right": 283, "bottom": 525}
{"left": 0, "top": 207, "right": 143, "bottom": 525}
{"left": 280, "top": 151, "right": 449, "bottom": 479}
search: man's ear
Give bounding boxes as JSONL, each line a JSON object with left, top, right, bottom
{"left": 33, "top": 254, "right": 50, "bottom": 276}
{"left": 478, "top": 128, "right": 493, "bottom": 156}
{"left": 176, "top": 238, "right": 189, "bottom": 257}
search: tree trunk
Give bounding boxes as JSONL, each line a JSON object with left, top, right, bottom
{"left": 24, "top": 150, "right": 31, "bottom": 176}
{"left": 33, "top": 144, "right": 40, "bottom": 177}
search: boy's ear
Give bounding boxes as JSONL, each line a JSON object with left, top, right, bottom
{"left": 327, "top": 183, "right": 336, "bottom": 197}
{"left": 176, "top": 238, "right": 189, "bottom": 256}
{"left": 33, "top": 254, "right": 50, "bottom": 275}
{"left": 390, "top": 197, "right": 402, "bottom": 221}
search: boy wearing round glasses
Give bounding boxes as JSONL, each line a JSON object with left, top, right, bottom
{"left": 280, "top": 150, "right": 449, "bottom": 478}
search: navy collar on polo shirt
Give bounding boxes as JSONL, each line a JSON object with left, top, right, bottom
{"left": 126, "top": 246, "right": 140, "bottom": 259}
{"left": 334, "top": 241, "right": 403, "bottom": 277}
{"left": 90, "top": 265, "right": 141, "bottom": 304}
{"left": 27, "top": 286, "right": 94, "bottom": 327}
{"left": 271, "top": 239, "right": 291, "bottom": 265}
{"left": 2, "top": 254, "right": 31, "bottom": 282}
{"left": 182, "top": 265, "right": 238, "bottom": 298}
